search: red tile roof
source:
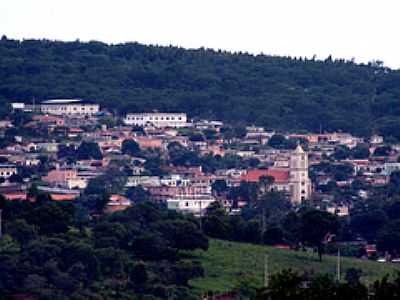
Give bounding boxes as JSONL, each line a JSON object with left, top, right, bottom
{"left": 241, "top": 168, "right": 290, "bottom": 183}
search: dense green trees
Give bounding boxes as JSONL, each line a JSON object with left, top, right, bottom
{"left": 76, "top": 141, "right": 103, "bottom": 160}
{"left": 1, "top": 38, "right": 400, "bottom": 138}
{"left": 121, "top": 139, "right": 141, "bottom": 156}
{"left": 0, "top": 199, "right": 208, "bottom": 299}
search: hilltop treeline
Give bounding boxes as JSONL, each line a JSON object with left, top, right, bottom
{"left": 1, "top": 36, "right": 400, "bottom": 138}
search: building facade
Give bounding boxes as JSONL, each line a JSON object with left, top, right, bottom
{"left": 124, "top": 113, "right": 188, "bottom": 128}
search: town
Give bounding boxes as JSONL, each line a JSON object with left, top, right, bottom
{"left": 0, "top": 99, "right": 394, "bottom": 215}
{"left": 1, "top": 99, "right": 397, "bottom": 242}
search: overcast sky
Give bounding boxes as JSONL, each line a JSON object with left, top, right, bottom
{"left": 1, "top": 0, "right": 399, "bottom": 69}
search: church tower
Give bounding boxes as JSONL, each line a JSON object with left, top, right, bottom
{"left": 289, "top": 144, "right": 312, "bottom": 204}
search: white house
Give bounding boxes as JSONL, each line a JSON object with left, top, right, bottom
{"left": 167, "top": 195, "right": 216, "bottom": 216}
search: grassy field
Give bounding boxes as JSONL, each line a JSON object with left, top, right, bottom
{"left": 190, "top": 239, "right": 400, "bottom": 294}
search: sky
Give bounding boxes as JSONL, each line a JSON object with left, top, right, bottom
{"left": 1, "top": 0, "right": 400, "bottom": 69}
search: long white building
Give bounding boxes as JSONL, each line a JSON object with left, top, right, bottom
{"left": 12, "top": 99, "right": 100, "bottom": 116}
{"left": 124, "top": 113, "right": 188, "bottom": 128}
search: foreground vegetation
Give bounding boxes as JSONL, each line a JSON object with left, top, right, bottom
{"left": 0, "top": 197, "right": 208, "bottom": 300}
{"left": 191, "top": 239, "right": 400, "bottom": 295}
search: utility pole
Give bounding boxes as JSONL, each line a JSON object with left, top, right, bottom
{"left": 336, "top": 248, "right": 341, "bottom": 282}
{"left": 32, "top": 96, "right": 36, "bottom": 112}
{"left": 264, "top": 253, "right": 269, "bottom": 288}
{"left": 199, "top": 200, "right": 202, "bottom": 230}
{"left": 0, "top": 209, "right": 2, "bottom": 239}
{"left": 0, "top": 196, "right": 4, "bottom": 239}
{"left": 261, "top": 207, "right": 266, "bottom": 244}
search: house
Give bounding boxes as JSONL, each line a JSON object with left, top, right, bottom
{"left": 326, "top": 205, "right": 350, "bottom": 217}
{"left": 105, "top": 194, "right": 132, "bottom": 213}
{"left": 32, "top": 115, "right": 65, "bottom": 126}
{"left": 43, "top": 169, "right": 78, "bottom": 187}
{"left": 132, "top": 136, "right": 163, "bottom": 149}
{"left": 167, "top": 195, "right": 216, "bottom": 216}
{"left": 37, "top": 142, "right": 59, "bottom": 153}
{"left": 370, "top": 135, "right": 384, "bottom": 145}
{"left": 382, "top": 162, "right": 400, "bottom": 176}
{"left": 0, "top": 185, "right": 27, "bottom": 201}
{"left": 0, "top": 120, "right": 13, "bottom": 128}
{"left": 126, "top": 176, "right": 161, "bottom": 187}
{"left": 0, "top": 164, "right": 17, "bottom": 179}
{"left": 37, "top": 186, "right": 80, "bottom": 201}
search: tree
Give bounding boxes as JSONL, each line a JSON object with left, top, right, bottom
{"left": 268, "top": 134, "right": 287, "bottom": 149}
{"left": 259, "top": 175, "right": 275, "bottom": 194}
{"left": 121, "top": 139, "right": 141, "bottom": 156}
{"left": 263, "top": 226, "right": 285, "bottom": 245}
{"left": 351, "top": 144, "right": 370, "bottom": 159}
{"left": 301, "top": 210, "right": 340, "bottom": 261}
{"left": 373, "top": 145, "right": 392, "bottom": 157}
{"left": 76, "top": 142, "right": 103, "bottom": 160}
{"left": 0, "top": 194, "right": 5, "bottom": 239}
{"left": 211, "top": 179, "right": 228, "bottom": 195}
{"left": 377, "top": 220, "right": 400, "bottom": 254}
{"left": 5, "top": 219, "right": 38, "bottom": 245}
{"left": 334, "top": 145, "right": 351, "bottom": 160}
{"left": 130, "top": 262, "right": 148, "bottom": 287}
{"left": 351, "top": 209, "right": 388, "bottom": 242}
{"left": 257, "top": 269, "right": 303, "bottom": 299}
{"left": 126, "top": 186, "right": 150, "bottom": 203}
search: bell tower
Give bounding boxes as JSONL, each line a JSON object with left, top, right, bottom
{"left": 289, "top": 144, "right": 311, "bottom": 204}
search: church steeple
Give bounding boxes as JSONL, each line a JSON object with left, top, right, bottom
{"left": 289, "top": 144, "right": 311, "bottom": 204}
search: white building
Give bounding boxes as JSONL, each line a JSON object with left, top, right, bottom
{"left": 167, "top": 195, "right": 216, "bottom": 216}
{"left": 289, "top": 145, "right": 312, "bottom": 204}
{"left": 0, "top": 164, "right": 17, "bottom": 179}
{"left": 40, "top": 99, "right": 99, "bottom": 116}
{"left": 124, "top": 113, "right": 188, "bottom": 128}
{"left": 12, "top": 99, "right": 100, "bottom": 116}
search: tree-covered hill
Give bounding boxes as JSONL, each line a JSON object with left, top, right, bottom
{"left": 1, "top": 36, "right": 400, "bottom": 138}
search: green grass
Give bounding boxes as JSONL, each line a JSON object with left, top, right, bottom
{"left": 190, "top": 239, "right": 400, "bottom": 294}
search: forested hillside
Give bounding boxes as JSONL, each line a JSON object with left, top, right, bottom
{"left": 1, "top": 36, "right": 400, "bottom": 138}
